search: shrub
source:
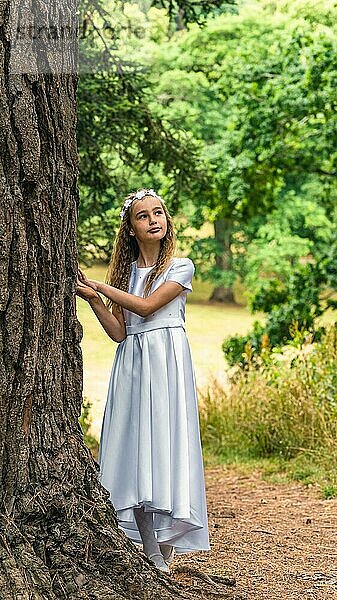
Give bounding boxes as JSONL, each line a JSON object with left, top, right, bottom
{"left": 223, "top": 246, "right": 337, "bottom": 367}
{"left": 222, "top": 320, "right": 265, "bottom": 367}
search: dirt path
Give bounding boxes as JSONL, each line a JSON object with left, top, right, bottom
{"left": 171, "top": 466, "right": 337, "bottom": 600}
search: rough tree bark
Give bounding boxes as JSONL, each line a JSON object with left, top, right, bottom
{"left": 209, "top": 218, "right": 235, "bottom": 303}
{"left": 0, "top": 2, "right": 185, "bottom": 599}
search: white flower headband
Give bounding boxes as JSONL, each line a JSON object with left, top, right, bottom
{"left": 120, "top": 188, "right": 165, "bottom": 220}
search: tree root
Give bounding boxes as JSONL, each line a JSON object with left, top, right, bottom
{"left": 0, "top": 486, "right": 185, "bottom": 600}
{"left": 171, "top": 565, "right": 238, "bottom": 599}
{"left": 173, "top": 565, "right": 236, "bottom": 588}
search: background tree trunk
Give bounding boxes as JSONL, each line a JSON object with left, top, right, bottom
{"left": 175, "top": 8, "right": 186, "bottom": 31}
{"left": 0, "top": 4, "right": 184, "bottom": 599}
{"left": 209, "top": 218, "right": 235, "bottom": 303}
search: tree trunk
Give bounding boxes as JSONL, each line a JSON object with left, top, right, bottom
{"left": 209, "top": 218, "right": 235, "bottom": 303}
{"left": 175, "top": 8, "right": 186, "bottom": 31}
{"left": 0, "top": 4, "right": 183, "bottom": 599}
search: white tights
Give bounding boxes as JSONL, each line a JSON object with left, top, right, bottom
{"left": 133, "top": 506, "right": 161, "bottom": 558}
{"left": 133, "top": 507, "right": 172, "bottom": 571}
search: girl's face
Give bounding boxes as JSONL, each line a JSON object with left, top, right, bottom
{"left": 129, "top": 195, "right": 168, "bottom": 243}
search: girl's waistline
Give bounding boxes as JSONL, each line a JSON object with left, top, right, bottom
{"left": 126, "top": 317, "right": 186, "bottom": 336}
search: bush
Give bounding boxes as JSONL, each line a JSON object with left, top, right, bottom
{"left": 222, "top": 320, "right": 265, "bottom": 367}
{"left": 223, "top": 245, "right": 337, "bottom": 367}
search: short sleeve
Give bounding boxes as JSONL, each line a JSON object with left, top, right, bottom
{"left": 166, "top": 258, "right": 195, "bottom": 294}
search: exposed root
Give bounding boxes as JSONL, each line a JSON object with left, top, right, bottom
{"left": 170, "top": 565, "right": 238, "bottom": 599}
{"left": 173, "top": 566, "right": 236, "bottom": 588}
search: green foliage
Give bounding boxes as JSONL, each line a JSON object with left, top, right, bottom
{"left": 151, "top": 0, "right": 237, "bottom": 25}
{"left": 201, "top": 327, "right": 337, "bottom": 495}
{"left": 148, "top": 1, "right": 337, "bottom": 293}
{"left": 77, "top": 65, "right": 202, "bottom": 263}
{"left": 222, "top": 320, "right": 265, "bottom": 366}
{"left": 244, "top": 185, "right": 335, "bottom": 297}
{"left": 77, "top": 1, "right": 214, "bottom": 263}
{"left": 222, "top": 182, "right": 337, "bottom": 363}
{"left": 79, "top": 398, "right": 99, "bottom": 458}
{"left": 323, "top": 485, "right": 337, "bottom": 500}
{"left": 254, "top": 265, "right": 324, "bottom": 342}
{"left": 78, "top": 0, "right": 337, "bottom": 330}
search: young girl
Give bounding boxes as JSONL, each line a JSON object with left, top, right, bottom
{"left": 77, "top": 188, "right": 210, "bottom": 572}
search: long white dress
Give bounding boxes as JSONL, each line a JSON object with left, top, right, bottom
{"left": 98, "top": 257, "right": 210, "bottom": 554}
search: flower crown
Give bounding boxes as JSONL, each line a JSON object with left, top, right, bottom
{"left": 120, "top": 188, "right": 165, "bottom": 220}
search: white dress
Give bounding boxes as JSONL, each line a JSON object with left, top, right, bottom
{"left": 98, "top": 257, "right": 210, "bottom": 554}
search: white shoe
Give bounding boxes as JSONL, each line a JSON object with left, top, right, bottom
{"left": 159, "top": 544, "right": 175, "bottom": 565}
{"left": 148, "top": 553, "right": 170, "bottom": 573}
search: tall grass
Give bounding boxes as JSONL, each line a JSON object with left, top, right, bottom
{"left": 199, "top": 327, "right": 337, "bottom": 495}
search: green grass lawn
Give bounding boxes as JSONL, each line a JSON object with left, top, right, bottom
{"left": 77, "top": 263, "right": 260, "bottom": 437}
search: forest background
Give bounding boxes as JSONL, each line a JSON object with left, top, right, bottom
{"left": 77, "top": 0, "right": 337, "bottom": 497}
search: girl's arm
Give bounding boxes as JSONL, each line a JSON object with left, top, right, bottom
{"left": 94, "top": 280, "right": 184, "bottom": 318}
{"left": 77, "top": 270, "right": 184, "bottom": 318}
{"left": 76, "top": 282, "right": 126, "bottom": 342}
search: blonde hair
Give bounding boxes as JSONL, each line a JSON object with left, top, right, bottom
{"left": 106, "top": 190, "right": 176, "bottom": 313}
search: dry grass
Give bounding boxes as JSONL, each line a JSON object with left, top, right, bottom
{"left": 199, "top": 328, "right": 337, "bottom": 496}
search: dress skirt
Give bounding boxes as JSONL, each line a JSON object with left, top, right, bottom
{"left": 98, "top": 319, "right": 210, "bottom": 554}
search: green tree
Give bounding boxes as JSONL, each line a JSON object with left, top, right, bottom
{"left": 149, "top": 0, "right": 337, "bottom": 300}
{"left": 223, "top": 182, "right": 337, "bottom": 365}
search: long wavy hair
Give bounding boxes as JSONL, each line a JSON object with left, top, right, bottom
{"left": 106, "top": 190, "right": 176, "bottom": 313}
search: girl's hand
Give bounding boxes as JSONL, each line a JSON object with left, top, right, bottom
{"left": 78, "top": 268, "right": 99, "bottom": 291}
{"left": 76, "top": 279, "right": 99, "bottom": 302}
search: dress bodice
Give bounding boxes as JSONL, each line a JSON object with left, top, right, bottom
{"left": 123, "top": 257, "right": 194, "bottom": 328}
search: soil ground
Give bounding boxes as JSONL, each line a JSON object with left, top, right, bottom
{"left": 171, "top": 466, "right": 337, "bottom": 600}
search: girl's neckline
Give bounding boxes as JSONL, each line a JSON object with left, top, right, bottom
{"left": 133, "top": 261, "right": 156, "bottom": 269}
